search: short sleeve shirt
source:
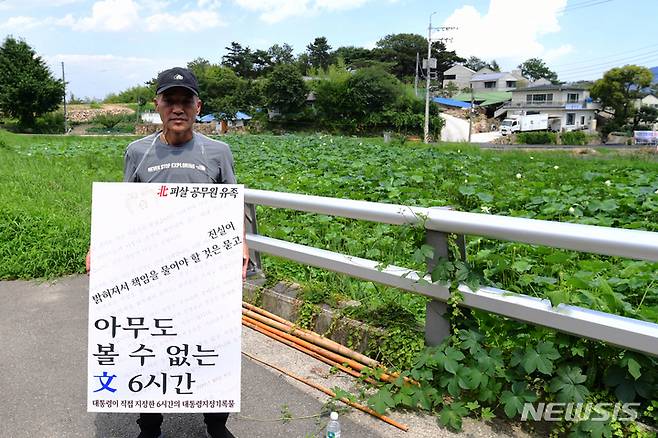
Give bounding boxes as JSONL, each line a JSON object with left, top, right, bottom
{"left": 123, "top": 131, "right": 236, "bottom": 184}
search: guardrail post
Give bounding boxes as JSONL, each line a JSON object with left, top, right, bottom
{"left": 424, "top": 207, "right": 466, "bottom": 346}
{"left": 245, "top": 203, "right": 263, "bottom": 278}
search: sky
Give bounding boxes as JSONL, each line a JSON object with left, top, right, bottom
{"left": 0, "top": 0, "right": 657, "bottom": 100}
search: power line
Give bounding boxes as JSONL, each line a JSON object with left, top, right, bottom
{"left": 557, "top": 49, "right": 658, "bottom": 74}
{"left": 557, "top": 0, "right": 613, "bottom": 14}
{"left": 552, "top": 43, "right": 658, "bottom": 68}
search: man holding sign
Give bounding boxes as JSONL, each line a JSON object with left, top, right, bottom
{"left": 88, "top": 67, "right": 247, "bottom": 438}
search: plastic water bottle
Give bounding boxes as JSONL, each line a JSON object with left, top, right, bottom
{"left": 326, "top": 411, "right": 341, "bottom": 438}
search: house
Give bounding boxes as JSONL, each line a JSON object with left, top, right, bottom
{"left": 636, "top": 94, "right": 658, "bottom": 109}
{"left": 470, "top": 70, "right": 527, "bottom": 92}
{"left": 442, "top": 65, "right": 475, "bottom": 90}
{"left": 498, "top": 84, "right": 601, "bottom": 132}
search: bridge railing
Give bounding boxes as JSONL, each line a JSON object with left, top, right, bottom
{"left": 243, "top": 188, "right": 658, "bottom": 357}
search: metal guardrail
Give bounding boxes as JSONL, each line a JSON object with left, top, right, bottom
{"left": 244, "top": 188, "right": 658, "bottom": 356}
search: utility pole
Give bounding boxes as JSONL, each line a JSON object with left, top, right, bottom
{"left": 468, "top": 87, "right": 474, "bottom": 143}
{"left": 61, "top": 62, "right": 68, "bottom": 134}
{"left": 414, "top": 52, "right": 419, "bottom": 97}
{"left": 423, "top": 12, "right": 436, "bottom": 144}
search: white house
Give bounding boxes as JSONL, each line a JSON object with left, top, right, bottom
{"left": 499, "top": 84, "right": 601, "bottom": 132}
{"left": 442, "top": 65, "right": 475, "bottom": 90}
{"left": 470, "top": 70, "right": 527, "bottom": 92}
{"left": 636, "top": 94, "right": 658, "bottom": 109}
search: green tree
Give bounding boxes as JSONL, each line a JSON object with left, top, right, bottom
{"left": 307, "top": 37, "right": 332, "bottom": 70}
{"left": 346, "top": 67, "right": 401, "bottom": 116}
{"left": 591, "top": 65, "right": 654, "bottom": 125}
{"left": 463, "top": 56, "right": 498, "bottom": 72}
{"left": 267, "top": 43, "right": 295, "bottom": 65}
{"left": 517, "top": 58, "right": 559, "bottom": 83}
{"left": 263, "top": 63, "right": 308, "bottom": 115}
{"left": 0, "top": 37, "right": 65, "bottom": 128}
{"left": 632, "top": 105, "right": 658, "bottom": 130}
{"left": 374, "top": 33, "right": 464, "bottom": 80}
{"left": 104, "top": 84, "right": 154, "bottom": 103}
{"left": 221, "top": 42, "right": 254, "bottom": 78}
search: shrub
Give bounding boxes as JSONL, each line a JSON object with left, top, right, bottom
{"left": 516, "top": 131, "right": 557, "bottom": 144}
{"left": 560, "top": 130, "right": 587, "bottom": 145}
{"left": 92, "top": 113, "right": 134, "bottom": 130}
{"left": 34, "top": 111, "right": 65, "bottom": 134}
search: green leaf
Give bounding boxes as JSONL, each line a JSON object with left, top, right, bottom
{"left": 476, "top": 191, "right": 493, "bottom": 202}
{"left": 626, "top": 358, "right": 642, "bottom": 380}
{"left": 512, "top": 259, "right": 533, "bottom": 272}
{"left": 453, "top": 260, "right": 469, "bottom": 282}
{"left": 367, "top": 388, "right": 395, "bottom": 415}
{"left": 546, "top": 289, "right": 570, "bottom": 307}
{"left": 480, "top": 407, "right": 496, "bottom": 421}
{"left": 443, "top": 347, "right": 465, "bottom": 374}
{"left": 332, "top": 387, "right": 356, "bottom": 403}
{"left": 459, "top": 329, "right": 483, "bottom": 355}
{"left": 521, "top": 341, "right": 560, "bottom": 375}
{"left": 431, "top": 257, "right": 453, "bottom": 282}
{"left": 458, "top": 185, "right": 476, "bottom": 196}
{"left": 410, "top": 385, "right": 438, "bottom": 410}
{"left": 438, "top": 402, "right": 468, "bottom": 431}
{"left": 500, "top": 381, "right": 537, "bottom": 418}
{"left": 549, "top": 365, "right": 589, "bottom": 402}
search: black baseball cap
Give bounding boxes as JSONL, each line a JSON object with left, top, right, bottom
{"left": 156, "top": 67, "right": 199, "bottom": 96}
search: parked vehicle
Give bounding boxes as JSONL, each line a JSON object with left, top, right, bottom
{"left": 500, "top": 114, "right": 549, "bottom": 136}
{"left": 633, "top": 130, "right": 658, "bottom": 145}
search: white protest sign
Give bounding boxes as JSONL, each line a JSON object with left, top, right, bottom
{"left": 87, "top": 182, "right": 243, "bottom": 413}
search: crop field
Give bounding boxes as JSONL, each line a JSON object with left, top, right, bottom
{"left": 1, "top": 131, "right": 657, "bottom": 435}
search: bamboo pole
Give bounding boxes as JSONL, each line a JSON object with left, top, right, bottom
{"left": 242, "top": 314, "right": 374, "bottom": 375}
{"left": 242, "top": 351, "right": 409, "bottom": 432}
{"left": 241, "top": 316, "right": 377, "bottom": 384}
{"left": 242, "top": 307, "right": 379, "bottom": 368}
{"left": 242, "top": 305, "right": 417, "bottom": 387}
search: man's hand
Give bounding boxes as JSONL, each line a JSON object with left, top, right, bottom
{"left": 86, "top": 249, "right": 91, "bottom": 274}
{"left": 242, "top": 242, "right": 249, "bottom": 282}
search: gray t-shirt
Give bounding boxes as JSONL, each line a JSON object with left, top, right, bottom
{"left": 123, "top": 131, "right": 236, "bottom": 184}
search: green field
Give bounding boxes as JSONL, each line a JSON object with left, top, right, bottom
{"left": 1, "top": 131, "right": 657, "bottom": 435}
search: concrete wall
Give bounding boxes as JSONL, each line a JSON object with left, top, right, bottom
{"left": 443, "top": 65, "right": 474, "bottom": 90}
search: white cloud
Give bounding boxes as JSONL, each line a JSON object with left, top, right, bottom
{"left": 145, "top": 10, "right": 223, "bottom": 32}
{"left": 47, "top": 53, "right": 187, "bottom": 99}
{"left": 0, "top": 15, "right": 43, "bottom": 30}
{"left": 197, "top": 0, "right": 221, "bottom": 10}
{"left": 544, "top": 44, "right": 573, "bottom": 62}
{"left": 441, "top": 0, "right": 569, "bottom": 67}
{"left": 72, "top": 0, "right": 140, "bottom": 31}
{"left": 55, "top": 0, "right": 224, "bottom": 32}
{"left": 234, "top": 0, "right": 369, "bottom": 23}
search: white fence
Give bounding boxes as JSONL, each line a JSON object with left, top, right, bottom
{"left": 244, "top": 189, "right": 658, "bottom": 357}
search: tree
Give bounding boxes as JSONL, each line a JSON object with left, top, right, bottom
{"left": 374, "top": 33, "right": 464, "bottom": 80}
{"left": 221, "top": 42, "right": 254, "bottom": 78}
{"left": 332, "top": 46, "right": 373, "bottom": 68}
{"left": 517, "top": 58, "right": 559, "bottom": 83}
{"left": 104, "top": 85, "right": 154, "bottom": 104}
{"left": 345, "top": 67, "right": 401, "bottom": 116}
{"left": 591, "top": 65, "right": 654, "bottom": 124}
{"left": 263, "top": 63, "right": 308, "bottom": 115}
{"left": 490, "top": 60, "right": 501, "bottom": 72}
{"left": 0, "top": 37, "right": 65, "bottom": 128}
{"left": 632, "top": 105, "right": 658, "bottom": 130}
{"left": 268, "top": 43, "right": 295, "bottom": 65}
{"left": 307, "top": 37, "right": 333, "bottom": 71}
{"left": 464, "top": 56, "right": 492, "bottom": 72}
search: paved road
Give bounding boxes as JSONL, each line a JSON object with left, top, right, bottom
{"left": 0, "top": 276, "right": 534, "bottom": 438}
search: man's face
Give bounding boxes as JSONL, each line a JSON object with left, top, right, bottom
{"left": 155, "top": 88, "right": 201, "bottom": 135}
